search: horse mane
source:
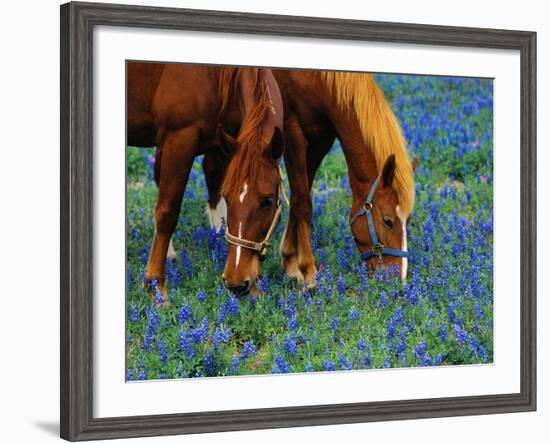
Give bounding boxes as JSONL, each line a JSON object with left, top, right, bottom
{"left": 219, "top": 67, "right": 274, "bottom": 198}
{"left": 320, "top": 71, "right": 415, "bottom": 217}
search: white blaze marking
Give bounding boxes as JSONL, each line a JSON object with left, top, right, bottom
{"left": 396, "top": 205, "right": 408, "bottom": 281}
{"left": 235, "top": 222, "right": 242, "bottom": 269}
{"left": 206, "top": 198, "right": 227, "bottom": 230}
{"left": 239, "top": 182, "right": 249, "bottom": 203}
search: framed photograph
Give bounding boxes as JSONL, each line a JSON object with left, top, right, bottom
{"left": 60, "top": 1, "right": 536, "bottom": 440}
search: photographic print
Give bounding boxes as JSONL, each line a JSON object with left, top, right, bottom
{"left": 125, "top": 63, "right": 494, "bottom": 381}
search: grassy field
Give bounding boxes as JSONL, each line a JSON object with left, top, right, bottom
{"left": 126, "top": 74, "right": 494, "bottom": 380}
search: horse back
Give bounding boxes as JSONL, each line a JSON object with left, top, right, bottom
{"left": 151, "top": 65, "right": 223, "bottom": 140}
{"left": 127, "top": 62, "right": 165, "bottom": 147}
{"left": 127, "top": 63, "right": 234, "bottom": 149}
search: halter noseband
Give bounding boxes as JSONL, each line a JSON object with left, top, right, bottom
{"left": 350, "top": 177, "right": 408, "bottom": 261}
{"left": 224, "top": 167, "right": 289, "bottom": 261}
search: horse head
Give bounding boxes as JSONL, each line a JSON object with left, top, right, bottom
{"left": 218, "top": 68, "right": 285, "bottom": 296}
{"left": 219, "top": 126, "right": 284, "bottom": 296}
{"left": 350, "top": 155, "right": 417, "bottom": 281}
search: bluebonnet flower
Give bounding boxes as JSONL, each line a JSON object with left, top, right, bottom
{"left": 273, "top": 354, "right": 290, "bottom": 373}
{"left": 364, "top": 353, "right": 372, "bottom": 367}
{"left": 349, "top": 309, "right": 360, "bottom": 321}
{"left": 179, "top": 329, "right": 195, "bottom": 358}
{"left": 190, "top": 317, "right": 209, "bottom": 344}
{"left": 414, "top": 340, "right": 427, "bottom": 360}
{"left": 377, "top": 290, "right": 389, "bottom": 308}
{"left": 225, "top": 296, "right": 239, "bottom": 316}
{"left": 180, "top": 250, "right": 193, "bottom": 277}
{"left": 448, "top": 302, "right": 456, "bottom": 323}
{"left": 478, "top": 344, "right": 490, "bottom": 362}
{"left": 284, "top": 336, "right": 298, "bottom": 355}
{"left": 421, "top": 354, "right": 433, "bottom": 367}
{"left": 129, "top": 304, "right": 138, "bottom": 322}
{"left": 138, "top": 368, "right": 146, "bottom": 380}
{"left": 241, "top": 341, "right": 257, "bottom": 360}
{"left": 474, "top": 302, "right": 483, "bottom": 320}
{"left": 305, "top": 362, "right": 314, "bottom": 372}
{"left": 397, "top": 330, "right": 407, "bottom": 359}
{"left": 386, "top": 319, "right": 396, "bottom": 339}
{"left": 338, "top": 353, "right": 353, "bottom": 370}
{"left": 158, "top": 339, "right": 168, "bottom": 365}
{"left": 453, "top": 324, "right": 469, "bottom": 346}
{"left": 440, "top": 324, "right": 448, "bottom": 344}
{"left": 166, "top": 259, "right": 181, "bottom": 287}
{"left": 283, "top": 303, "right": 296, "bottom": 319}
{"left": 229, "top": 356, "right": 240, "bottom": 374}
{"left": 204, "top": 350, "right": 215, "bottom": 376}
{"left": 196, "top": 289, "right": 207, "bottom": 303}
{"left": 337, "top": 274, "right": 346, "bottom": 298}
{"left": 212, "top": 327, "right": 231, "bottom": 350}
{"left": 288, "top": 316, "right": 298, "bottom": 331}
{"left": 127, "top": 266, "right": 134, "bottom": 290}
{"left": 258, "top": 275, "right": 271, "bottom": 293}
{"left": 322, "top": 359, "right": 336, "bottom": 371}
{"left": 179, "top": 304, "right": 192, "bottom": 323}
{"left": 329, "top": 317, "right": 339, "bottom": 332}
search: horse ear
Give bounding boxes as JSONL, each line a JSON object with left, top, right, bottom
{"left": 216, "top": 125, "right": 237, "bottom": 156}
{"left": 381, "top": 154, "right": 396, "bottom": 188}
{"left": 411, "top": 157, "right": 418, "bottom": 172}
{"left": 269, "top": 127, "right": 284, "bottom": 161}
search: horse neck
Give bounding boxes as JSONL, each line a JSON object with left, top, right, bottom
{"left": 328, "top": 104, "right": 378, "bottom": 204}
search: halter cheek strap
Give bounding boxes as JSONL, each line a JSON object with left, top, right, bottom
{"left": 350, "top": 177, "right": 408, "bottom": 261}
{"left": 224, "top": 167, "right": 289, "bottom": 261}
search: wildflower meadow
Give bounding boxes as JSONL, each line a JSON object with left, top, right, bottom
{"left": 126, "top": 74, "right": 494, "bottom": 381}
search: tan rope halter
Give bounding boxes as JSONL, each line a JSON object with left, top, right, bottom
{"left": 224, "top": 167, "right": 289, "bottom": 261}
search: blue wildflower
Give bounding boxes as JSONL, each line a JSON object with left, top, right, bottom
{"left": 322, "top": 359, "right": 336, "bottom": 371}
{"left": 196, "top": 289, "right": 207, "bottom": 303}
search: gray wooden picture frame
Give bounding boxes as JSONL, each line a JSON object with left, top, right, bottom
{"left": 60, "top": 1, "right": 537, "bottom": 441}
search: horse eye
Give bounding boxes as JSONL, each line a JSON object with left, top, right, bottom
{"left": 260, "top": 197, "right": 274, "bottom": 209}
{"left": 383, "top": 217, "right": 394, "bottom": 229}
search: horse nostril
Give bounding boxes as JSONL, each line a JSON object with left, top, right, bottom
{"left": 228, "top": 280, "right": 250, "bottom": 296}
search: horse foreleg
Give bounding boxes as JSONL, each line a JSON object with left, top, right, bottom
{"left": 153, "top": 147, "right": 177, "bottom": 259}
{"left": 145, "top": 127, "right": 198, "bottom": 304}
{"left": 280, "top": 212, "right": 300, "bottom": 280}
{"left": 282, "top": 122, "right": 317, "bottom": 286}
{"left": 202, "top": 152, "right": 228, "bottom": 230}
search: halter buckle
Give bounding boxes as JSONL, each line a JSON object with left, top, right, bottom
{"left": 363, "top": 201, "right": 373, "bottom": 212}
{"left": 258, "top": 242, "right": 269, "bottom": 261}
{"left": 372, "top": 243, "right": 384, "bottom": 257}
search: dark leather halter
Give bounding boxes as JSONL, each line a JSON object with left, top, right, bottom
{"left": 350, "top": 176, "right": 408, "bottom": 261}
{"left": 224, "top": 167, "right": 289, "bottom": 261}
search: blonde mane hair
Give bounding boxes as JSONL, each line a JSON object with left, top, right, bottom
{"left": 219, "top": 67, "right": 273, "bottom": 199}
{"left": 320, "top": 71, "right": 415, "bottom": 217}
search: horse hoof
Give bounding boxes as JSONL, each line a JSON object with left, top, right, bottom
{"left": 282, "top": 256, "right": 302, "bottom": 280}
{"left": 154, "top": 298, "right": 172, "bottom": 309}
{"left": 299, "top": 266, "right": 317, "bottom": 289}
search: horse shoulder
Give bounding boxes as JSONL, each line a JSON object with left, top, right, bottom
{"left": 152, "top": 65, "right": 220, "bottom": 135}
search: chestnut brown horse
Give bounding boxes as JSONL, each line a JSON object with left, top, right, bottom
{"left": 203, "top": 69, "right": 415, "bottom": 285}
{"left": 127, "top": 63, "right": 283, "bottom": 301}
